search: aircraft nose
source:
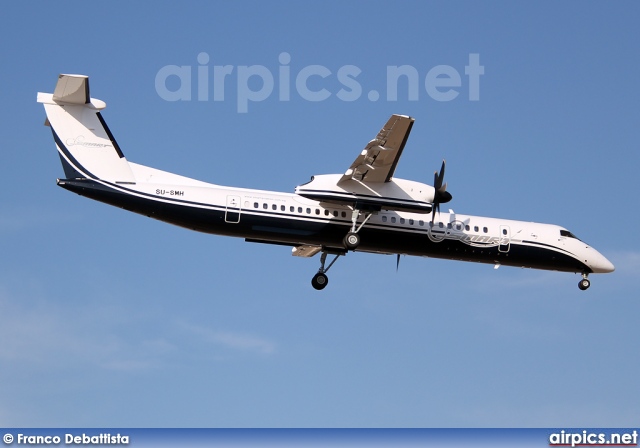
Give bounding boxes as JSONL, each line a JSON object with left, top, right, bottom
{"left": 591, "top": 252, "right": 615, "bottom": 274}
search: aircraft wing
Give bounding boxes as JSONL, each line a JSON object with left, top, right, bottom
{"left": 338, "top": 114, "right": 414, "bottom": 185}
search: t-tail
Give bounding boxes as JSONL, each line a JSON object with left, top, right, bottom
{"left": 37, "top": 74, "right": 135, "bottom": 184}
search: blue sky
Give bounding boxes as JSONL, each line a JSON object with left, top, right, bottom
{"left": 1, "top": 1, "right": 639, "bottom": 427}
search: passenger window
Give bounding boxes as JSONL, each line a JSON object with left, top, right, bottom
{"left": 263, "top": 203, "right": 268, "bottom": 209}
{"left": 502, "top": 228, "right": 507, "bottom": 235}
{"left": 439, "top": 222, "right": 444, "bottom": 228}
{"left": 298, "top": 207, "right": 302, "bottom": 213}
{"left": 290, "top": 206, "right": 295, "bottom": 212}
{"left": 409, "top": 219, "right": 414, "bottom": 225}
{"left": 333, "top": 211, "right": 338, "bottom": 217}
{"left": 483, "top": 227, "right": 488, "bottom": 233}
{"left": 341, "top": 212, "right": 346, "bottom": 218}
{"left": 324, "top": 210, "right": 330, "bottom": 216}
{"left": 306, "top": 208, "right": 311, "bottom": 214}
{"left": 465, "top": 225, "right": 470, "bottom": 231}
{"left": 315, "top": 209, "right": 320, "bottom": 215}
{"left": 254, "top": 202, "right": 259, "bottom": 208}
{"left": 400, "top": 218, "right": 405, "bottom": 224}
{"left": 382, "top": 216, "right": 387, "bottom": 222}
{"left": 419, "top": 220, "right": 424, "bottom": 226}
{"left": 272, "top": 204, "right": 277, "bottom": 210}
{"left": 281, "top": 205, "right": 285, "bottom": 211}
{"left": 474, "top": 226, "right": 479, "bottom": 232}
{"left": 391, "top": 217, "right": 397, "bottom": 223}
{"left": 447, "top": 223, "right": 452, "bottom": 229}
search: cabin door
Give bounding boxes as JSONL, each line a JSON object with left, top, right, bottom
{"left": 498, "top": 225, "right": 511, "bottom": 253}
{"left": 225, "top": 195, "right": 241, "bottom": 223}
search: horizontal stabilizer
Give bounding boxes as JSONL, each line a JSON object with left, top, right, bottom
{"left": 53, "top": 74, "right": 90, "bottom": 104}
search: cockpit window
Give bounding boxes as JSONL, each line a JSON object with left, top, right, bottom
{"left": 560, "top": 229, "right": 581, "bottom": 241}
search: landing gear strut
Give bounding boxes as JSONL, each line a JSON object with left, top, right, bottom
{"left": 311, "top": 206, "right": 374, "bottom": 290}
{"left": 578, "top": 273, "right": 591, "bottom": 291}
{"left": 343, "top": 208, "right": 372, "bottom": 250}
{"left": 311, "top": 251, "right": 343, "bottom": 290}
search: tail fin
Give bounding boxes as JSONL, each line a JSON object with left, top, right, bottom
{"left": 37, "top": 74, "right": 135, "bottom": 183}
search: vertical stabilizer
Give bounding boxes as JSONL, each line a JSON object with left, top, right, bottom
{"left": 37, "top": 74, "right": 136, "bottom": 183}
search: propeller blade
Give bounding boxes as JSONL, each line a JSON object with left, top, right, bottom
{"left": 431, "top": 159, "right": 451, "bottom": 222}
{"left": 437, "top": 160, "right": 446, "bottom": 189}
{"left": 396, "top": 254, "right": 400, "bottom": 272}
{"left": 431, "top": 202, "right": 441, "bottom": 224}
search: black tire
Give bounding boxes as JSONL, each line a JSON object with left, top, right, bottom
{"left": 312, "top": 272, "right": 328, "bottom": 290}
{"left": 578, "top": 278, "right": 591, "bottom": 291}
{"left": 344, "top": 232, "right": 360, "bottom": 250}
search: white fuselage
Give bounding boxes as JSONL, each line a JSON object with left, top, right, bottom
{"left": 61, "top": 161, "right": 613, "bottom": 276}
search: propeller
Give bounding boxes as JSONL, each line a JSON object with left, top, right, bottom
{"left": 431, "top": 160, "right": 453, "bottom": 223}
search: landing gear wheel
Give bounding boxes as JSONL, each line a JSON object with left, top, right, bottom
{"left": 344, "top": 232, "right": 360, "bottom": 250}
{"left": 312, "top": 272, "right": 329, "bottom": 290}
{"left": 578, "top": 278, "right": 591, "bottom": 291}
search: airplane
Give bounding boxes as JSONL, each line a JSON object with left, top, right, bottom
{"left": 37, "top": 74, "right": 614, "bottom": 291}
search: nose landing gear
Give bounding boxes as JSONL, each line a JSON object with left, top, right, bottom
{"left": 578, "top": 273, "right": 591, "bottom": 291}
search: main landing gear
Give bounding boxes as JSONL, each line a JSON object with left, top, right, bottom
{"left": 343, "top": 208, "right": 373, "bottom": 250}
{"left": 311, "top": 207, "right": 373, "bottom": 290}
{"left": 311, "top": 251, "right": 344, "bottom": 290}
{"left": 578, "top": 273, "right": 591, "bottom": 291}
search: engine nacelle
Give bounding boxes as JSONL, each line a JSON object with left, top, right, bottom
{"left": 295, "top": 174, "right": 435, "bottom": 213}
